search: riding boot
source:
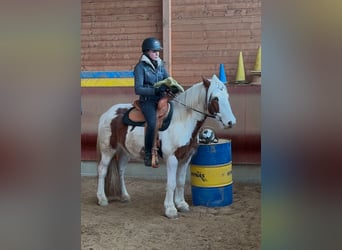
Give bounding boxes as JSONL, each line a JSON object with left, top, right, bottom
{"left": 144, "top": 131, "right": 153, "bottom": 167}
{"left": 144, "top": 152, "right": 152, "bottom": 167}
{"left": 140, "top": 99, "right": 157, "bottom": 167}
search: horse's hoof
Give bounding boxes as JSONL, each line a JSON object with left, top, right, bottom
{"left": 165, "top": 212, "right": 178, "bottom": 220}
{"left": 166, "top": 214, "right": 178, "bottom": 220}
{"left": 177, "top": 206, "right": 190, "bottom": 213}
{"left": 176, "top": 202, "right": 190, "bottom": 212}
{"left": 165, "top": 207, "right": 178, "bottom": 219}
{"left": 121, "top": 195, "right": 131, "bottom": 203}
{"left": 98, "top": 198, "right": 108, "bottom": 206}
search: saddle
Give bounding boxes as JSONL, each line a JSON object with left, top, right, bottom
{"left": 122, "top": 96, "right": 173, "bottom": 131}
{"left": 122, "top": 97, "right": 173, "bottom": 168}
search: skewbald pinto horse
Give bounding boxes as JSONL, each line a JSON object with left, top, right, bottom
{"left": 96, "top": 74, "right": 236, "bottom": 219}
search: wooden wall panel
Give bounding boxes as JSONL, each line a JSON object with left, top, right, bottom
{"left": 81, "top": 0, "right": 261, "bottom": 80}
{"left": 171, "top": 0, "right": 261, "bottom": 84}
{"left": 81, "top": 0, "right": 163, "bottom": 71}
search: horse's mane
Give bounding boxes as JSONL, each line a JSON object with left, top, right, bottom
{"left": 173, "top": 75, "right": 224, "bottom": 112}
{"left": 174, "top": 82, "right": 207, "bottom": 111}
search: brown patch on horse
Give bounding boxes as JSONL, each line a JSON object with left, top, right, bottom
{"left": 110, "top": 108, "right": 129, "bottom": 149}
{"left": 208, "top": 97, "right": 219, "bottom": 115}
{"left": 175, "top": 120, "right": 205, "bottom": 162}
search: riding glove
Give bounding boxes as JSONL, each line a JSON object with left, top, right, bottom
{"left": 155, "top": 84, "right": 169, "bottom": 96}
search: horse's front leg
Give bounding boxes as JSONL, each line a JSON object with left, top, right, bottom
{"left": 164, "top": 156, "right": 178, "bottom": 219}
{"left": 175, "top": 160, "right": 191, "bottom": 212}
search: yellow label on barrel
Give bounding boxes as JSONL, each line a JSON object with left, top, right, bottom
{"left": 190, "top": 163, "right": 233, "bottom": 187}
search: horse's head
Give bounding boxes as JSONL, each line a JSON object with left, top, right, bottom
{"left": 203, "top": 74, "right": 236, "bottom": 128}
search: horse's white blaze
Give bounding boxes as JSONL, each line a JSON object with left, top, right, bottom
{"left": 96, "top": 75, "right": 236, "bottom": 219}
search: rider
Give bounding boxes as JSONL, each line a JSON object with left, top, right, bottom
{"left": 134, "top": 37, "right": 169, "bottom": 167}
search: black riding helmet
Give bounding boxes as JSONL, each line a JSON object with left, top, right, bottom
{"left": 141, "top": 37, "right": 162, "bottom": 52}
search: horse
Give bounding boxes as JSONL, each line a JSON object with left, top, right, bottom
{"left": 96, "top": 74, "right": 236, "bottom": 219}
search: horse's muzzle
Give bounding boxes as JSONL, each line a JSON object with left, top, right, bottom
{"left": 224, "top": 121, "right": 234, "bottom": 129}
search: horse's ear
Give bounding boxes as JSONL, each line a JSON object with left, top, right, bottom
{"left": 202, "top": 75, "right": 210, "bottom": 89}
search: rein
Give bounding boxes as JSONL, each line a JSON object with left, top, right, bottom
{"left": 167, "top": 91, "right": 216, "bottom": 119}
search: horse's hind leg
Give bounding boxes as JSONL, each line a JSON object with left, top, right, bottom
{"left": 96, "top": 150, "right": 114, "bottom": 206}
{"left": 117, "top": 151, "right": 130, "bottom": 202}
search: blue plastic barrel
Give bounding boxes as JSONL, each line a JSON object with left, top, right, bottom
{"left": 190, "top": 139, "right": 233, "bottom": 207}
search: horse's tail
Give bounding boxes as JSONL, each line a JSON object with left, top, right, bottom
{"left": 97, "top": 118, "right": 122, "bottom": 201}
{"left": 104, "top": 154, "right": 122, "bottom": 201}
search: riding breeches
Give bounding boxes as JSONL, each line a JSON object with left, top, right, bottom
{"left": 140, "top": 99, "right": 158, "bottom": 155}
